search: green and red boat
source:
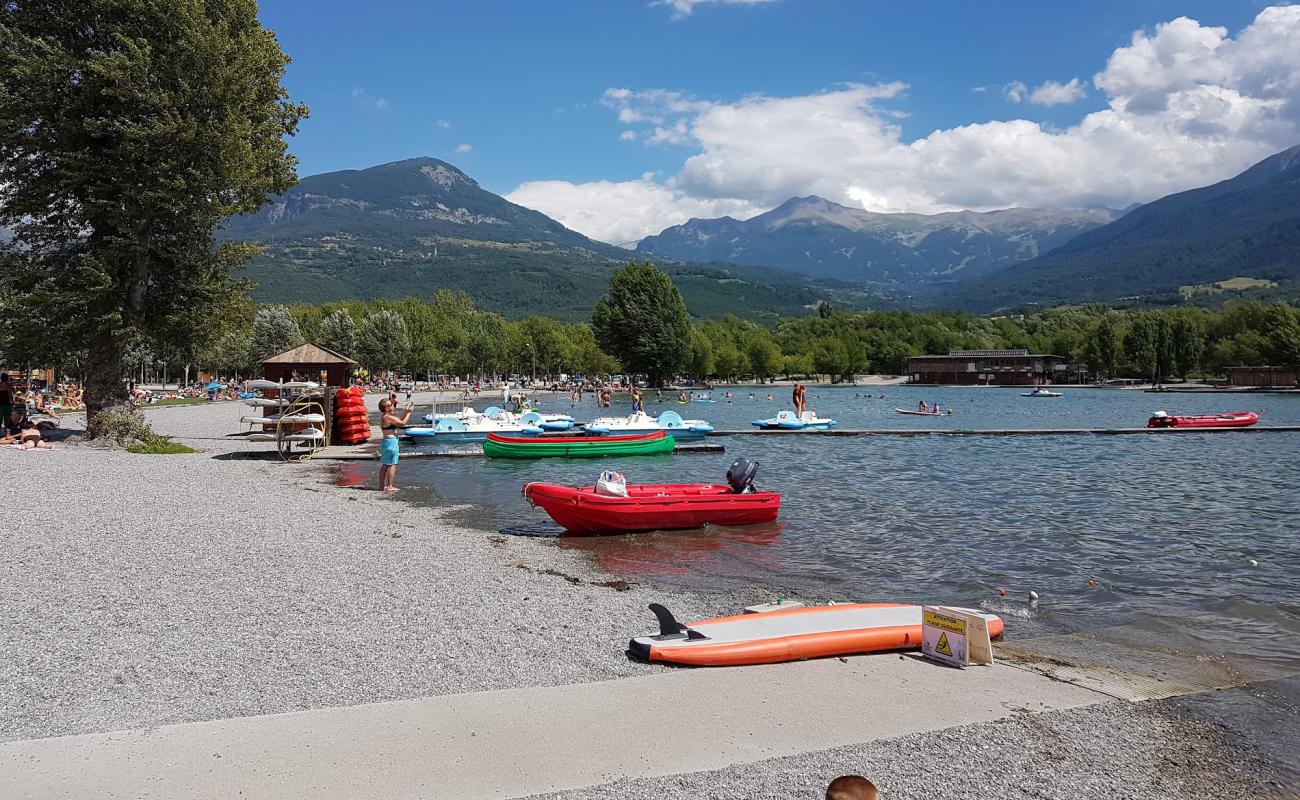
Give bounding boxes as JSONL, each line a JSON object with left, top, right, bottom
{"left": 483, "top": 430, "right": 676, "bottom": 459}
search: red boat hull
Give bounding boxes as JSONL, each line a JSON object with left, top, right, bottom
{"left": 1147, "top": 411, "right": 1258, "bottom": 428}
{"left": 524, "top": 482, "right": 781, "bottom": 533}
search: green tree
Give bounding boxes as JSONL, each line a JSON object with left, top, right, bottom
{"left": 250, "top": 306, "right": 304, "bottom": 363}
{"left": 685, "top": 327, "right": 716, "bottom": 378}
{"left": 591, "top": 262, "right": 692, "bottom": 386}
{"left": 356, "top": 310, "right": 410, "bottom": 378}
{"left": 318, "top": 310, "right": 358, "bottom": 359}
{"left": 1124, "top": 315, "right": 1159, "bottom": 383}
{"left": 465, "top": 312, "right": 509, "bottom": 377}
{"left": 1264, "top": 302, "right": 1300, "bottom": 367}
{"left": 744, "top": 330, "right": 782, "bottom": 382}
{"left": 1084, "top": 319, "right": 1120, "bottom": 380}
{"left": 1169, "top": 313, "right": 1206, "bottom": 380}
{"left": 0, "top": 0, "right": 307, "bottom": 423}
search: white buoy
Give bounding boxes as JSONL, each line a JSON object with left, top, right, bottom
{"left": 1249, "top": 559, "right": 1259, "bottom": 567}
{"left": 1028, "top": 590, "right": 1039, "bottom": 604}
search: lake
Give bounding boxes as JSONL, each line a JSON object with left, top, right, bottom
{"left": 353, "top": 385, "right": 1300, "bottom": 674}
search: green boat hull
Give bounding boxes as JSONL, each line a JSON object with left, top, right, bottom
{"left": 483, "top": 435, "right": 676, "bottom": 459}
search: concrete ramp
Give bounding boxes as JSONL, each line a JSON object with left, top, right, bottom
{"left": 0, "top": 654, "right": 1108, "bottom": 800}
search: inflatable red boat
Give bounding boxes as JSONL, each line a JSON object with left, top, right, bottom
{"left": 524, "top": 482, "right": 780, "bottom": 533}
{"left": 1147, "top": 411, "right": 1258, "bottom": 428}
{"left": 523, "top": 458, "right": 779, "bottom": 533}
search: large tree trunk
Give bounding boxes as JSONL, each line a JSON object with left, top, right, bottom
{"left": 84, "top": 330, "right": 130, "bottom": 420}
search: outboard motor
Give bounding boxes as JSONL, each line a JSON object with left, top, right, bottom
{"left": 726, "top": 458, "right": 758, "bottom": 494}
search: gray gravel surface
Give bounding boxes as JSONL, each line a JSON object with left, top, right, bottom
{"left": 523, "top": 699, "right": 1272, "bottom": 800}
{"left": 3, "top": 402, "right": 1281, "bottom": 800}
{"left": 0, "top": 402, "right": 752, "bottom": 742}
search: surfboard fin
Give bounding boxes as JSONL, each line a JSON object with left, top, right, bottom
{"left": 649, "top": 603, "right": 686, "bottom": 636}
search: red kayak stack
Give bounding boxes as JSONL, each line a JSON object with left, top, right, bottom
{"left": 333, "top": 386, "right": 371, "bottom": 445}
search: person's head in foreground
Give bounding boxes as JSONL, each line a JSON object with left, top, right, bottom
{"left": 826, "top": 774, "right": 879, "bottom": 800}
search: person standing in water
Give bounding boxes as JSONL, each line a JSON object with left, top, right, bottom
{"left": 793, "top": 382, "right": 807, "bottom": 415}
{"left": 631, "top": 386, "right": 643, "bottom": 413}
{"left": 377, "top": 398, "right": 412, "bottom": 493}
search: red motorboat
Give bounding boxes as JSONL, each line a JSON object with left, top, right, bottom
{"left": 523, "top": 482, "right": 781, "bottom": 533}
{"left": 1147, "top": 411, "right": 1259, "bottom": 429}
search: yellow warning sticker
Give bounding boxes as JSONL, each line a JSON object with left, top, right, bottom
{"left": 935, "top": 632, "right": 954, "bottom": 657}
{"left": 922, "top": 609, "right": 967, "bottom": 635}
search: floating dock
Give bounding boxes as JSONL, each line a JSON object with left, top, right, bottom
{"left": 707, "top": 426, "right": 1300, "bottom": 437}
{"left": 311, "top": 441, "right": 724, "bottom": 460}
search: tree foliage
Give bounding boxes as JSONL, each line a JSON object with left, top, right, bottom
{"left": 0, "top": 0, "right": 307, "bottom": 421}
{"left": 592, "top": 262, "right": 691, "bottom": 386}
{"left": 356, "top": 310, "right": 410, "bottom": 376}
{"left": 250, "top": 306, "right": 304, "bottom": 363}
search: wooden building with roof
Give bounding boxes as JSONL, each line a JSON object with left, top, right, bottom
{"left": 261, "top": 343, "right": 357, "bottom": 387}
{"left": 906, "top": 349, "right": 1086, "bottom": 386}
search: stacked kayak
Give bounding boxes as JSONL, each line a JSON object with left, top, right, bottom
{"left": 1147, "top": 411, "right": 1258, "bottom": 428}
{"left": 585, "top": 410, "right": 714, "bottom": 439}
{"left": 484, "top": 430, "right": 674, "bottom": 459}
{"left": 524, "top": 482, "right": 780, "bottom": 533}
{"left": 752, "top": 410, "right": 836, "bottom": 431}
{"left": 333, "top": 387, "right": 370, "bottom": 445}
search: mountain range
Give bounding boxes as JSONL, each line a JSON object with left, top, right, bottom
{"left": 224, "top": 145, "right": 1300, "bottom": 319}
{"left": 636, "top": 196, "right": 1120, "bottom": 291}
{"left": 222, "top": 158, "right": 874, "bottom": 321}
{"left": 636, "top": 144, "right": 1300, "bottom": 312}
{"left": 945, "top": 144, "right": 1300, "bottom": 312}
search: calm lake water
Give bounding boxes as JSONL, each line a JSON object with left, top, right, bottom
{"left": 345, "top": 386, "right": 1300, "bottom": 672}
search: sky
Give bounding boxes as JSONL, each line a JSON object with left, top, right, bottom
{"left": 260, "top": 1, "right": 1300, "bottom": 244}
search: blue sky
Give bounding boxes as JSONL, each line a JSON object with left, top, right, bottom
{"left": 260, "top": 1, "right": 1299, "bottom": 242}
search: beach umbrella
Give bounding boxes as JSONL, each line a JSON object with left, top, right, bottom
{"left": 205, "top": 382, "right": 223, "bottom": 390}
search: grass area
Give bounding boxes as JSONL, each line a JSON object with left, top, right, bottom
{"left": 1178, "top": 276, "right": 1277, "bottom": 296}
{"left": 127, "top": 436, "right": 197, "bottom": 455}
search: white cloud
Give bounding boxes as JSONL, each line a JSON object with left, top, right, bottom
{"left": 653, "top": 0, "right": 775, "bottom": 19}
{"left": 619, "top": 130, "right": 638, "bottom": 142}
{"left": 1029, "top": 77, "right": 1086, "bottom": 106}
{"left": 351, "top": 86, "right": 391, "bottom": 111}
{"left": 511, "top": 6, "right": 1300, "bottom": 242}
{"left": 506, "top": 175, "right": 761, "bottom": 245}
{"left": 455, "top": 143, "right": 473, "bottom": 154}
{"left": 1003, "top": 81, "right": 1028, "bottom": 103}
{"left": 437, "top": 119, "right": 451, "bottom": 129}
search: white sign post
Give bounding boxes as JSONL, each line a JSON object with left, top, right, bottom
{"left": 922, "top": 606, "right": 994, "bottom": 668}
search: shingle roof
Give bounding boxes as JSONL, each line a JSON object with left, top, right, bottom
{"left": 261, "top": 343, "right": 357, "bottom": 365}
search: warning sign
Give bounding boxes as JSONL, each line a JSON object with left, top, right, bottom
{"left": 922, "top": 607, "right": 968, "bottom": 667}
{"left": 935, "top": 632, "right": 954, "bottom": 657}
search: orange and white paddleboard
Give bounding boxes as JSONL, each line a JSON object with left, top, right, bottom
{"left": 628, "top": 602, "right": 1004, "bottom": 667}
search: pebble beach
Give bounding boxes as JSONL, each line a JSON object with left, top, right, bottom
{"left": 0, "top": 399, "right": 1286, "bottom": 798}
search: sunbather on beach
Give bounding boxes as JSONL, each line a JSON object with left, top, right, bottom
{"left": 2, "top": 410, "right": 53, "bottom": 450}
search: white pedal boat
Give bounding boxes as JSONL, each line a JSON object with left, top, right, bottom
{"left": 584, "top": 410, "right": 714, "bottom": 439}
{"left": 751, "top": 409, "right": 836, "bottom": 431}
{"left": 406, "top": 408, "right": 543, "bottom": 441}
